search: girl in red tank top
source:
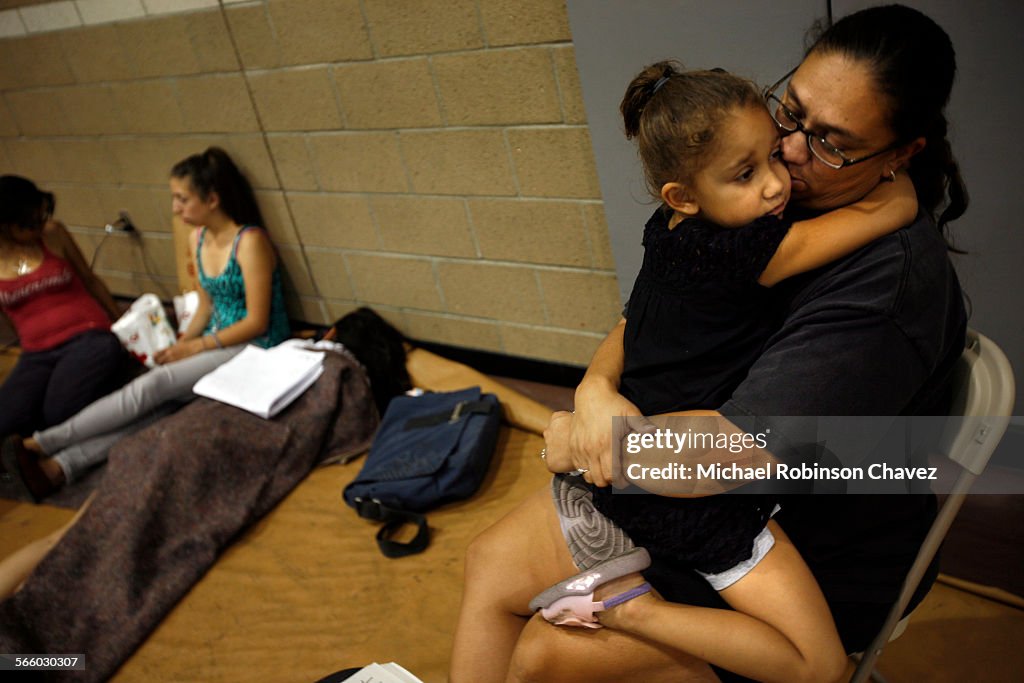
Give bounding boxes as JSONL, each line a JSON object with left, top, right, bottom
{"left": 0, "top": 243, "right": 112, "bottom": 352}
{"left": 0, "top": 175, "right": 128, "bottom": 441}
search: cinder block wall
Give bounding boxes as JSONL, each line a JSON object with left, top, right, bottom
{"left": 0, "top": 0, "right": 620, "bottom": 366}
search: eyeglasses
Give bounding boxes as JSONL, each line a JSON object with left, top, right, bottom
{"left": 763, "top": 69, "right": 900, "bottom": 170}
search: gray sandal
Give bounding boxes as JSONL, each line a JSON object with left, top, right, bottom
{"left": 551, "top": 473, "right": 636, "bottom": 570}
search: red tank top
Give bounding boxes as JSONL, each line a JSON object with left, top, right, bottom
{"left": 0, "top": 245, "right": 111, "bottom": 351}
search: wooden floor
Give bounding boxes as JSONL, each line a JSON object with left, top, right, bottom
{"left": 3, "top": 433, "right": 1023, "bottom": 682}
{"left": 2, "top": 357, "right": 1023, "bottom": 681}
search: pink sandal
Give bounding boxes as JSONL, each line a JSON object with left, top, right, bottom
{"left": 528, "top": 547, "right": 652, "bottom": 628}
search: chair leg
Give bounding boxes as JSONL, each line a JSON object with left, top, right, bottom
{"left": 849, "top": 653, "right": 892, "bottom": 683}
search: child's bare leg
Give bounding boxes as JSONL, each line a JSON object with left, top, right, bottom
{"left": 591, "top": 520, "right": 847, "bottom": 683}
{"left": 713, "top": 520, "right": 847, "bottom": 682}
{"left": 450, "top": 486, "right": 579, "bottom": 683}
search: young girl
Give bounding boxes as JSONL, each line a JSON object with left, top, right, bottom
{"left": 0, "top": 176, "right": 129, "bottom": 443}
{"left": 452, "top": 62, "right": 918, "bottom": 683}
{"left": 3, "top": 147, "right": 291, "bottom": 500}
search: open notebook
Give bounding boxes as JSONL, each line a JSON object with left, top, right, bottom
{"left": 193, "top": 342, "right": 325, "bottom": 419}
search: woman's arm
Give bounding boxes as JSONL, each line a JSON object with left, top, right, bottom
{"left": 549, "top": 407, "right": 772, "bottom": 497}
{"left": 565, "top": 319, "right": 646, "bottom": 487}
{"left": 758, "top": 172, "right": 918, "bottom": 286}
{"left": 178, "top": 229, "right": 212, "bottom": 341}
{"left": 154, "top": 231, "right": 211, "bottom": 363}
{"left": 43, "top": 221, "right": 121, "bottom": 321}
{"left": 156, "top": 228, "right": 276, "bottom": 363}
{"left": 178, "top": 288, "right": 212, "bottom": 342}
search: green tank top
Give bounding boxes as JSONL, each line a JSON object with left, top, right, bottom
{"left": 197, "top": 225, "right": 290, "bottom": 348}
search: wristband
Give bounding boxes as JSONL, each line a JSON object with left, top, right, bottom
{"left": 211, "top": 332, "right": 224, "bottom": 349}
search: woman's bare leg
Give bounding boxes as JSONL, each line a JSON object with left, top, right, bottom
{"left": 0, "top": 494, "right": 92, "bottom": 598}
{"left": 450, "top": 486, "right": 580, "bottom": 683}
{"left": 451, "top": 485, "right": 717, "bottom": 683}
{"left": 507, "top": 612, "right": 719, "bottom": 683}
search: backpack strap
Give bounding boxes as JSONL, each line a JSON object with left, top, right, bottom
{"left": 402, "top": 399, "right": 496, "bottom": 430}
{"left": 351, "top": 497, "right": 430, "bottom": 558}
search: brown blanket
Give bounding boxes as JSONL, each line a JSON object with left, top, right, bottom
{"left": 0, "top": 351, "right": 378, "bottom": 682}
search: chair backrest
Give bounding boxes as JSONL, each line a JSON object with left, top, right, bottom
{"left": 941, "top": 330, "right": 1016, "bottom": 473}
{"left": 851, "top": 329, "right": 1016, "bottom": 682}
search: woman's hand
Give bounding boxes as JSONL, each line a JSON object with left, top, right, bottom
{"left": 569, "top": 378, "right": 648, "bottom": 487}
{"left": 542, "top": 411, "right": 577, "bottom": 473}
{"left": 154, "top": 337, "right": 205, "bottom": 365}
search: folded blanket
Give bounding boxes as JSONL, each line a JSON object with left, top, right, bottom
{"left": 0, "top": 351, "right": 378, "bottom": 682}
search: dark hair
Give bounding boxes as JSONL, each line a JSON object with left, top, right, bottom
{"left": 809, "top": 4, "right": 968, "bottom": 238}
{"left": 621, "top": 61, "right": 762, "bottom": 201}
{"left": 0, "top": 175, "right": 55, "bottom": 238}
{"left": 331, "top": 307, "right": 411, "bottom": 415}
{"left": 170, "top": 147, "right": 264, "bottom": 228}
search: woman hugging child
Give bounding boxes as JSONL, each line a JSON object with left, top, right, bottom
{"left": 453, "top": 61, "right": 919, "bottom": 683}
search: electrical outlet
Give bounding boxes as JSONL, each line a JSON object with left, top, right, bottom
{"left": 105, "top": 211, "right": 138, "bottom": 234}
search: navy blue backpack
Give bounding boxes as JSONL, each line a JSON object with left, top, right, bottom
{"left": 343, "top": 386, "right": 502, "bottom": 557}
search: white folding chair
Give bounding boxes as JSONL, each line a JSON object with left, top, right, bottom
{"left": 851, "top": 329, "right": 1016, "bottom": 682}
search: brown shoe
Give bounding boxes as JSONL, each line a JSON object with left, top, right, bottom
{"left": 0, "top": 435, "right": 56, "bottom": 502}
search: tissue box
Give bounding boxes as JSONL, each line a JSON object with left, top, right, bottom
{"left": 112, "top": 293, "right": 177, "bottom": 367}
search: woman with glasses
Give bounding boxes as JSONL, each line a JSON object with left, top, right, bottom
{"left": 453, "top": 58, "right": 922, "bottom": 683}
{"left": 457, "top": 5, "right": 967, "bottom": 682}
{"left": 0, "top": 176, "right": 129, "bottom": 443}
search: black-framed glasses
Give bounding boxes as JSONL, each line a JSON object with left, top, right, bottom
{"left": 763, "top": 69, "right": 900, "bottom": 170}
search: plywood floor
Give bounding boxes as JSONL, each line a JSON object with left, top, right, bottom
{"left": 4, "top": 431, "right": 1024, "bottom": 682}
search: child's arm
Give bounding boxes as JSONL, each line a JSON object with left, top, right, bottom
{"left": 596, "top": 521, "right": 847, "bottom": 683}
{"left": 758, "top": 172, "right": 917, "bottom": 286}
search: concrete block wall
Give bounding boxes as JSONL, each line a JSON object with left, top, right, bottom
{"left": 0, "top": 0, "right": 619, "bottom": 366}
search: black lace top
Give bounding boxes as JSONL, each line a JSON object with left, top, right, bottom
{"left": 593, "top": 207, "right": 792, "bottom": 575}
{"left": 621, "top": 208, "right": 792, "bottom": 414}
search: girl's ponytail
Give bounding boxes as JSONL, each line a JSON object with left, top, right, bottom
{"left": 621, "top": 62, "right": 676, "bottom": 140}
{"left": 620, "top": 61, "right": 761, "bottom": 201}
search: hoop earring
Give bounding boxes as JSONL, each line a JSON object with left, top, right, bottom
{"left": 887, "top": 169, "right": 897, "bottom": 183}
